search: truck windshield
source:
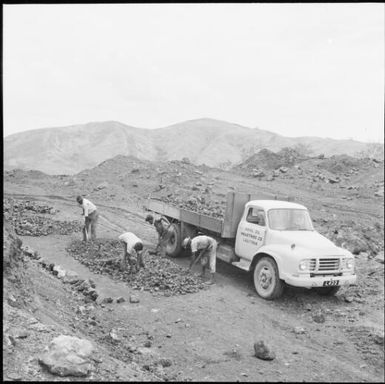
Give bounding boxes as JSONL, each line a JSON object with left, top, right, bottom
{"left": 268, "top": 209, "right": 314, "bottom": 231}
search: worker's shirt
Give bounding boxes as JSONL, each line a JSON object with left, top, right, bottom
{"left": 119, "top": 232, "right": 142, "bottom": 254}
{"left": 190, "top": 235, "right": 216, "bottom": 253}
{"left": 154, "top": 216, "right": 170, "bottom": 236}
{"left": 81, "top": 198, "right": 97, "bottom": 217}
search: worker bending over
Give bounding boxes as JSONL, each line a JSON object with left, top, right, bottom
{"left": 145, "top": 214, "right": 172, "bottom": 256}
{"left": 182, "top": 235, "right": 217, "bottom": 285}
{"left": 118, "top": 232, "right": 145, "bottom": 274}
{"left": 76, "top": 196, "right": 99, "bottom": 241}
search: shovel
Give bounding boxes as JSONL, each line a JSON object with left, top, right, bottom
{"left": 83, "top": 225, "right": 89, "bottom": 242}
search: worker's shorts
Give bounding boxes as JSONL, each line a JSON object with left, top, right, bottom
{"left": 158, "top": 227, "right": 172, "bottom": 244}
{"left": 120, "top": 241, "right": 144, "bottom": 267}
{"left": 200, "top": 240, "right": 217, "bottom": 274}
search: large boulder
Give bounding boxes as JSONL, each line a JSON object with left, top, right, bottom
{"left": 253, "top": 340, "right": 275, "bottom": 361}
{"left": 62, "top": 271, "right": 80, "bottom": 284}
{"left": 52, "top": 265, "right": 66, "bottom": 279}
{"left": 39, "top": 335, "right": 95, "bottom": 377}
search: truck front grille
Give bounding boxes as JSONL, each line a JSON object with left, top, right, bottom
{"left": 318, "top": 258, "right": 340, "bottom": 271}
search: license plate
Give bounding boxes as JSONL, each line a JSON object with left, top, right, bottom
{"left": 323, "top": 279, "right": 339, "bottom": 287}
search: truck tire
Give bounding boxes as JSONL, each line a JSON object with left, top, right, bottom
{"left": 166, "top": 223, "right": 182, "bottom": 258}
{"left": 313, "top": 286, "right": 340, "bottom": 296}
{"left": 253, "top": 257, "right": 284, "bottom": 300}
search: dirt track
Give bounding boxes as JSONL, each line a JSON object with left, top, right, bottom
{"left": 4, "top": 189, "right": 383, "bottom": 382}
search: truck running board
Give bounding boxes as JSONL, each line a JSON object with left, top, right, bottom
{"left": 232, "top": 259, "right": 251, "bottom": 272}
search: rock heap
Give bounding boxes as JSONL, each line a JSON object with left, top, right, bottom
{"left": 3, "top": 198, "right": 82, "bottom": 236}
{"left": 4, "top": 198, "right": 57, "bottom": 215}
{"left": 66, "top": 240, "right": 206, "bottom": 296}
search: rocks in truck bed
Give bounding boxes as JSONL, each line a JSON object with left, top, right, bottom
{"left": 159, "top": 195, "right": 225, "bottom": 219}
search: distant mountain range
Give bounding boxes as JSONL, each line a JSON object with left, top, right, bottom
{"left": 4, "top": 118, "right": 382, "bottom": 175}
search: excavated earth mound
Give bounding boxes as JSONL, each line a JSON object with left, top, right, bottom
{"left": 236, "top": 147, "right": 307, "bottom": 171}
{"left": 317, "top": 155, "right": 371, "bottom": 175}
{"left": 66, "top": 239, "right": 206, "bottom": 296}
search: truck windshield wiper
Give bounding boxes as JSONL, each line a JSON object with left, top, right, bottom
{"left": 286, "top": 227, "right": 310, "bottom": 231}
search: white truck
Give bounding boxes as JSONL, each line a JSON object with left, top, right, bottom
{"left": 144, "top": 192, "right": 357, "bottom": 299}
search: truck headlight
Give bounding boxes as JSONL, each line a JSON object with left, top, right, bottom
{"left": 342, "top": 257, "right": 354, "bottom": 270}
{"left": 346, "top": 258, "right": 354, "bottom": 270}
{"left": 299, "top": 260, "right": 309, "bottom": 271}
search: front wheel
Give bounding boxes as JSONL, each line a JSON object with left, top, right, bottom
{"left": 313, "top": 286, "right": 340, "bottom": 296}
{"left": 253, "top": 257, "right": 285, "bottom": 300}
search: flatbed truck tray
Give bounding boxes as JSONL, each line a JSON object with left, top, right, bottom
{"left": 145, "top": 192, "right": 293, "bottom": 239}
{"left": 145, "top": 199, "right": 223, "bottom": 234}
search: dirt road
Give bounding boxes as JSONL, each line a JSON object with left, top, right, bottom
{"left": 12, "top": 191, "right": 384, "bottom": 382}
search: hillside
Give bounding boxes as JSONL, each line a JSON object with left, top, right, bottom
{"left": 3, "top": 151, "right": 384, "bottom": 381}
{"left": 4, "top": 118, "right": 383, "bottom": 175}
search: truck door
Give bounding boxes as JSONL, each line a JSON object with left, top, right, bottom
{"left": 235, "top": 206, "right": 266, "bottom": 261}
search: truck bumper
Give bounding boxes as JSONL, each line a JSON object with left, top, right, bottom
{"left": 283, "top": 273, "right": 357, "bottom": 288}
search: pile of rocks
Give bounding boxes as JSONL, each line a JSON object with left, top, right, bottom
{"left": 238, "top": 147, "right": 306, "bottom": 172}
{"left": 4, "top": 198, "right": 57, "bottom": 215}
{"left": 3, "top": 198, "right": 82, "bottom": 236}
{"left": 12, "top": 216, "right": 82, "bottom": 236}
{"left": 66, "top": 240, "right": 206, "bottom": 296}
{"left": 160, "top": 195, "right": 225, "bottom": 219}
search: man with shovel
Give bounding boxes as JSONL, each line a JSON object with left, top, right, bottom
{"left": 76, "top": 196, "right": 99, "bottom": 241}
{"left": 182, "top": 235, "right": 217, "bottom": 285}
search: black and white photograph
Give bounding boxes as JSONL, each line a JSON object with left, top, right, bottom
{"left": 3, "top": 3, "right": 384, "bottom": 382}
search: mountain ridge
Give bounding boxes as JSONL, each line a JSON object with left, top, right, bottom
{"left": 4, "top": 119, "right": 382, "bottom": 175}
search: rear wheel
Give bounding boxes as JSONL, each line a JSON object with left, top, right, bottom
{"left": 166, "top": 223, "right": 182, "bottom": 258}
{"left": 313, "top": 286, "right": 340, "bottom": 296}
{"left": 253, "top": 257, "right": 285, "bottom": 300}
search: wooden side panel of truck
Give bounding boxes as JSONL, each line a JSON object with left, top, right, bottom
{"left": 145, "top": 191, "right": 294, "bottom": 239}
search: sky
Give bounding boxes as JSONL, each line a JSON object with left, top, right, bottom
{"left": 3, "top": 3, "right": 384, "bottom": 142}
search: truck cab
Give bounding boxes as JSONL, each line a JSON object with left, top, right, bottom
{"left": 234, "top": 200, "right": 357, "bottom": 299}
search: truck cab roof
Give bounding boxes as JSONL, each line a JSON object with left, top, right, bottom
{"left": 246, "top": 200, "right": 307, "bottom": 210}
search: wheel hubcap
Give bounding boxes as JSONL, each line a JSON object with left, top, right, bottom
{"left": 259, "top": 267, "right": 272, "bottom": 290}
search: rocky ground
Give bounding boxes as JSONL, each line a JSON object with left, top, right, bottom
{"left": 3, "top": 223, "right": 162, "bottom": 381}
{"left": 3, "top": 150, "right": 384, "bottom": 382}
